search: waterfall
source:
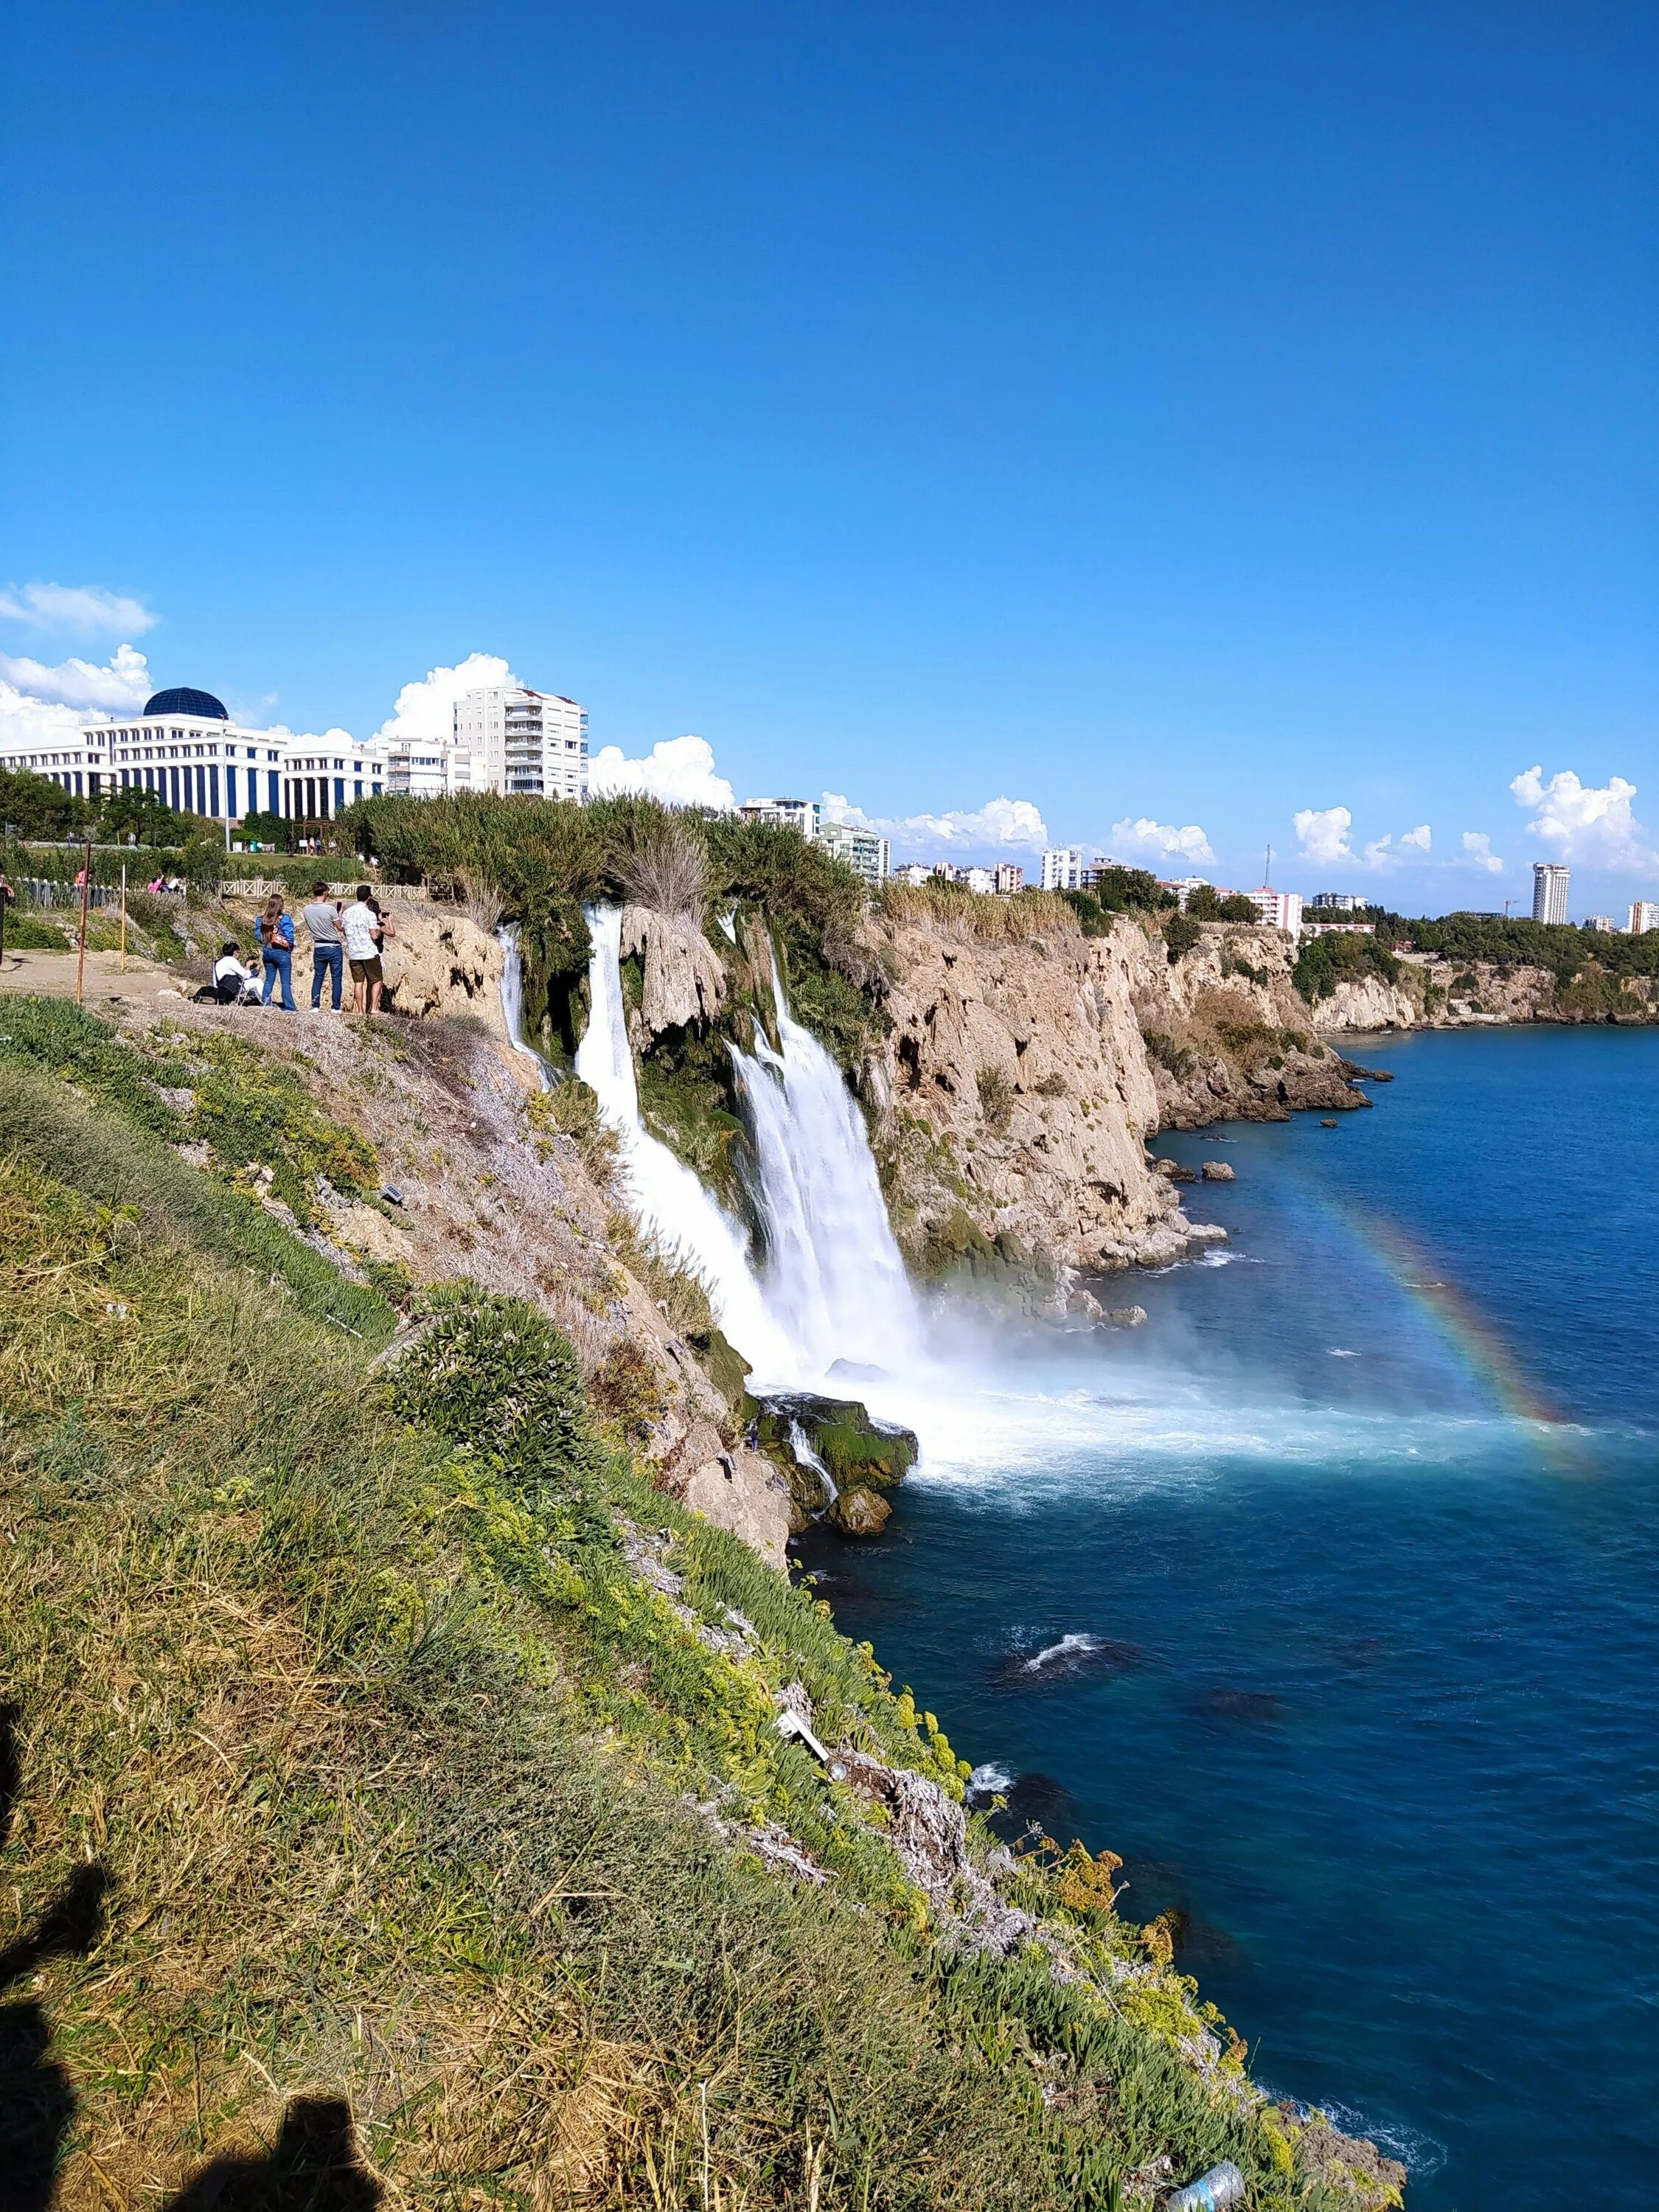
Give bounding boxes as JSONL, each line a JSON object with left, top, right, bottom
{"left": 730, "top": 959, "right": 923, "bottom": 1382}
{"left": 575, "top": 905, "right": 925, "bottom": 1394}
{"left": 787, "top": 1418, "right": 838, "bottom": 1513}
{"left": 575, "top": 905, "right": 798, "bottom": 1383}
{"left": 498, "top": 925, "right": 549, "bottom": 1091}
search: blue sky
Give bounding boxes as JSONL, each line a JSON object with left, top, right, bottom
{"left": 3, "top": 0, "right": 1655, "bottom": 911}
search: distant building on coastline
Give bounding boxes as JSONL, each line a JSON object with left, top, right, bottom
{"left": 1157, "top": 874, "right": 1211, "bottom": 911}
{"left": 1585, "top": 915, "right": 1616, "bottom": 933}
{"left": 740, "top": 796, "right": 820, "bottom": 837}
{"left": 1629, "top": 901, "right": 1659, "bottom": 935}
{"left": 1040, "top": 846, "right": 1086, "bottom": 891}
{"left": 454, "top": 685, "right": 588, "bottom": 803}
{"left": 1248, "top": 886, "right": 1304, "bottom": 937}
{"left": 1310, "top": 891, "right": 1366, "bottom": 912}
{"left": 815, "top": 818, "right": 891, "bottom": 884}
{"left": 1532, "top": 863, "right": 1571, "bottom": 924}
{"left": 993, "top": 861, "right": 1024, "bottom": 894}
{"left": 0, "top": 683, "right": 386, "bottom": 833}
{"left": 893, "top": 863, "right": 933, "bottom": 886}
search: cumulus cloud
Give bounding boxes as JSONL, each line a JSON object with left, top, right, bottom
{"left": 590, "top": 735, "right": 737, "bottom": 811}
{"left": 1461, "top": 832, "right": 1504, "bottom": 874}
{"left": 1107, "top": 815, "right": 1216, "bottom": 866}
{"left": 0, "top": 641, "right": 151, "bottom": 712}
{"left": 1509, "top": 765, "right": 1655, "bottom": 872}
{"left": 375, "top": 652, "right": 515, "bottom": 749}
{"left": 1301, "top": 807, "right": 1436, "bottom": 872}
{"left": 1293, "top": 805, "right": 1354, "bottom": 867}
{"left": 0, "top": 680, "right": 101, "bottom": 753}
{"left": 823, "top": 791, "right": 1048, "bottom": 854}
{"left": 0, "top": 581, "right": 157, "bottom": 634}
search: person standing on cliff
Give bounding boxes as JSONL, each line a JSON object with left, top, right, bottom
{"left": 340, "top": 884, "right": 385, "bottom": 1016}
{"left": 301, "top": 880, "right": 344, "bottom": 1012}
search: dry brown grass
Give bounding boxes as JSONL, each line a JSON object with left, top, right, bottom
{"left": 878, "top": 882, "right": 1081, "bottom": 943}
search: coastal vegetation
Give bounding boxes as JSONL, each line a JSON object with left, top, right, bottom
{"left": 0, "top": 995, "right": 1397, "bottom": 2209}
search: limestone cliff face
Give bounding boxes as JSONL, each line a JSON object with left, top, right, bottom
{"left": 620, "top": 902, "right": 728, "bottom": 1034}
{"left": 864, "top": 909, "right": 1221, "bottom": 1277}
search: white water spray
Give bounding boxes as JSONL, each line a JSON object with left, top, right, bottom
{"left": 787, "top": 1417, "right": 838, "bottom": 1512}
{"left": 498, "top": 925, "right": 549, "bottom": 1091}
{"left": 575, "top": 905, "right": 797, "bottom": 1382}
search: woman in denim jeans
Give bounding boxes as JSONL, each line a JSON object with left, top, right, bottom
{"left": 257, "top": 894, "right": 296, "bottom": 1011}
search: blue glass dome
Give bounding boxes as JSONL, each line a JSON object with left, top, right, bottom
{"left": 143, "top": 686, "right": 229, "bottom": 720}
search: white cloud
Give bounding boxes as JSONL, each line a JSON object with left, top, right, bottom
{"left": 0, "top": 641, "right": 151, "bottom": 712}
{"left": 0, "top": 581, "right": 157, "bottom": 634}
{"left": 1509, "top": 764, "right": 1655, "bottom": 872}
{"left": 1106, "top": 815, "right": 1216, "bottom": 866}
{"left": 0, "top": 680, "right": 103, "bottom": 754}
{"left": 1301, "top": 807, "right": 1436, "bottom": 872}
{"left": 1293, "top": 805, "right": 1354, "bottom": 867}
{"left": 823, "top": 790, "right": 1048, "bottom": 855}
{"left": 590, "top": 735, "right": 737, "bottom": 811}
{"left": 1460, "top": 832, "right": 1504, "bottom": 874}
{"left": 375, "top": 652, "right": 515, "bottom": 749}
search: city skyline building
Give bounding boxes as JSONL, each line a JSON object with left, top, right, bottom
{"left": 454, "top": 685, "right": 588, "bottom": 802}
{"left": 815, "top": 818, "right": 890, "bottom": 884}
{"left": 1040, "top": 845, "right": 1085, "bottom": 891}
{"left": 740, "top": 796, "right": 821, "bottom": 837}
{"left": 1533, "top": 862, "right": 1571, "bottom": 924}
{"left": 1629, "top": 901, "right": 1659, "bottom": 935}
{"left": 1250, "top": 886, "right": 1304, "bottom": 936}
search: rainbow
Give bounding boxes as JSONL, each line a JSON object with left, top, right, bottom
{"left": 1323, "top": 1195, "right": 1587, "bottom": 1472}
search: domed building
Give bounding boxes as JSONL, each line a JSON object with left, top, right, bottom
{"left": 0, "top": 681, "right": 389, "bottom": 836}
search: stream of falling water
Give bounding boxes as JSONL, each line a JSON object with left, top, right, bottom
{"left": 572, "top": 905, "right": 926, "bottom": 1394}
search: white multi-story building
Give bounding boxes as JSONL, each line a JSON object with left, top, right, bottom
{"left": 1157, "top": 874, "right": 1211, "bottom": 911}
{"left": 1585, "top": 915, "right": 1616, "bottom": 933}
{"left": 1310, "top": 891, "right": 1366, "bottom": 912}
{"left": 1040, "top": 846, "right": 1086, "bottom": 891}
{"left": 1628, "top": 901, "right": 1659, "bottom": 935}
{"left": 893, "top": 863, "right": 933, "bottom": 887}
{"left": 1249, "top": 887, "right": 1304, "bottom": 937}
{"left": 815, "top": 819, "right": 890, "bottom": 884}
{"left": 1533, "top": 863, "right": 1571, "bottom": 923}
{"left": 740, "top": 796, "right": 821, "bottom": 838}
{"left": 0, "top": 684, "right": 388, "bottom": 827}
{"left": 384, "top": 735, "right": 479, "bottom": 800}
{"left": 453, "top": 686, "right": 588, "bottom": 802}
{"left": 993, "top": 862, "right": 1024, "bottom": 894}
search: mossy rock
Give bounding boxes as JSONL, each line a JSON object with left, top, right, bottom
{"left": 745, "top": 1390, "right": 919, "bottom": 1521}
{"left": 689, "top": 1323, "right": 750, "bottom": 1413}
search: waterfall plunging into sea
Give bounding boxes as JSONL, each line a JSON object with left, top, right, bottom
{"left": 575, "top": 905, "right": 798, "bottom": 1382}
{"left": 575, "top": 905, "right": 924, "bottom": 1391}
{"left": 729, "top": 959, "right": 923, "bottom": 1382}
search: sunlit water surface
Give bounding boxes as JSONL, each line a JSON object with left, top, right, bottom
{"left": 799, "top": 1027, "right": 1659, "bottom": 2211}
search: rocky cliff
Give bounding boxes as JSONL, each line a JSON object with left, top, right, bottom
{"left": 863, "top": 904, "right": 1225, "bottom": 1280}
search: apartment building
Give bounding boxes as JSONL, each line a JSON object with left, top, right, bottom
{"left": 1310, "top": 891, "right": 1367, "bottom": 912}
{"left": 1629, "top": 901, "right": 1659, "bottom": 935}
{"left": 1157, "top": 874, "right": 1211, "bottom": 911}
{"left": 993, "top": 862, "right": 1024, "bottom": 894}
{"left": 1040, "top": 846, "right": 1085, "bottom": 891}
{"left": 1249, "top": 887, "right": 1304, "bottom": 936}
{"left": 1532, "top": 863, "right": 1571, "bottom": 924}
{"left": 740, "top": 796, "right": 821, "bottom": 837}
{"left": 815, "top": 819, "right": 891, "bottom": 884}
{"left": 453, "top": 686, "right": 588, "bottom": 802}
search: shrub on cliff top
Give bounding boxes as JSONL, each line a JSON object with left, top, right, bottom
{"left": 1293, "top": 931, "right": 1402, "bottom": 1006}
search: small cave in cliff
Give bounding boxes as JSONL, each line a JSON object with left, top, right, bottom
{"left": 897, "top": 1034, "right": 923, "bottom": 1092}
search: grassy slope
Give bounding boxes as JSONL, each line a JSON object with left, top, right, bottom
{"left": 0, "top": 1004, "right": 1389, "bottom": 2210}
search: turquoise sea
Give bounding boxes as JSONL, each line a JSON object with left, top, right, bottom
{"left": 801, "top": 1026, "right": 1659, "bottom": 2209}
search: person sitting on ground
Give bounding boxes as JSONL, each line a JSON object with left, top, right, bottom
{"left": 255, "top": 894, "right": 296, "bottom": 1011}
{"left": 209, "top": 942, "right": 262, "bottom": 1005}
{"left": 340, "top": 883, "right": 386, "bottom": 1015}
{"left": 301, "top": 880, "right": 345, "bottom": 1012}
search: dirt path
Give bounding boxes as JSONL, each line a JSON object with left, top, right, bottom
{"left": 0, "top": 947, "right": 190, "bottom": 1011}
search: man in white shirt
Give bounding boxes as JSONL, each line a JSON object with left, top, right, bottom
{"left": 340, "top": 884, "right": 387, "bottom": 1015}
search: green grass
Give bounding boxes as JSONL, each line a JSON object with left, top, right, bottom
{"left": 0, "top": 1057, "right": 1397, "bottom": 2211}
